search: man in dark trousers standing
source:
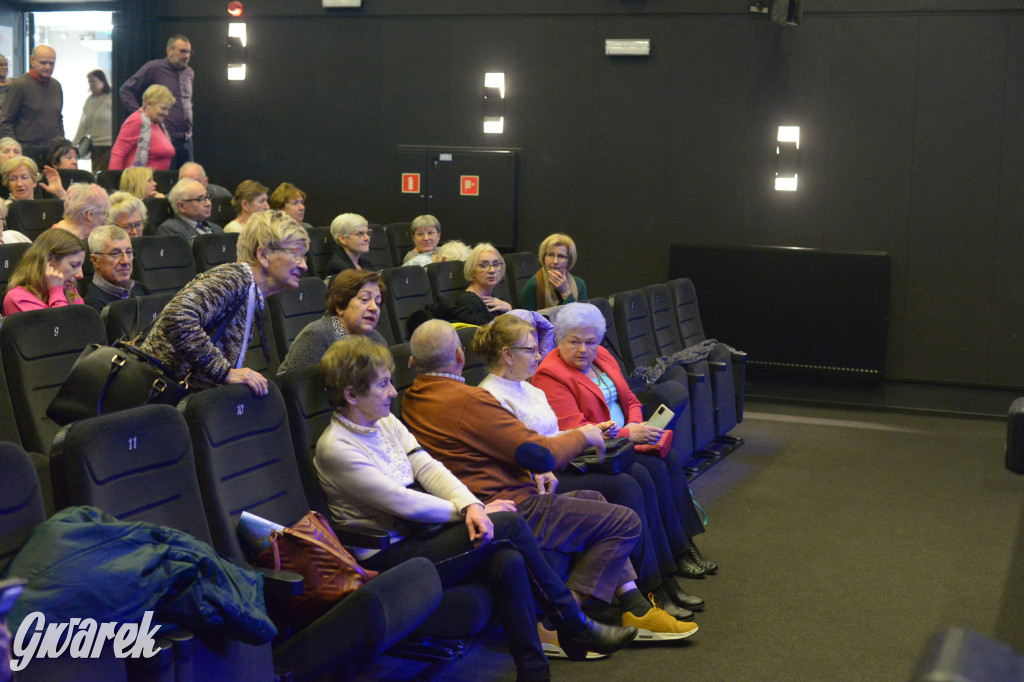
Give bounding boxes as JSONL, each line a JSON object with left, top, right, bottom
{"left": 0, "top": 45, "right": 63, "bottom": 164}
{"left": 120, "top": 35, "right": 194, "bottom": 169}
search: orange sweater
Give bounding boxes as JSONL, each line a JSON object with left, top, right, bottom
{"left": 402, "top": 375, "right": 588, "bottom": 504}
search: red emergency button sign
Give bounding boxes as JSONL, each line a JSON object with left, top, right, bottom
{"left": 460, "top": 175, "right": 479, "bottom": 196}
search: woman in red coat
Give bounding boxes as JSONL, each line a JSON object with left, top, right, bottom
{"left": 109, "top": 84, "right": 175, "bottom": 170}
{"left": 533, "top": 302, "right": 718, "bottom": 578}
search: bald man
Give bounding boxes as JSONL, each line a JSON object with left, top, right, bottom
{"left": 0, "top": 45, "right": 64, "bottom": 163}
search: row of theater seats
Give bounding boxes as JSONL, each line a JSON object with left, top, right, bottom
{"left": 4, "top": 196, "right": 237, "bottom": 241}
{"left": 0, "top": 375, "right": 505, "bottom": 680}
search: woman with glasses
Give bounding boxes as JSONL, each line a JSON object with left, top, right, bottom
{"left": 533, "top": 302, "right": 719, "bottom": 583}
{"left": 325, "top": 213, "right": 374, "bottom": 277}
{"left": 3, "top": 228, "right": 85, "bottom": 315}
{"left": 474, "top": 313, "right": 709, "bottom": 620}
{"left": 402, "top": 214, "right": 441, "bottom": 266}
{"left": 520, "top": 233, "right": 588, "bottom": 311}
{"left": 138, "top": 211, "right": 308, "bottom": 395}
{"left": 107, "top": 191, "right": 148, "bottom": 239}
{"left": 277, "top": 269, "right": 388, "bottom": 374}
{"left": 51, "top": 183, "right": 110, "bottom": 240}
{"left": 453, "top": 242, "right": 512, "bottom": 325}
{"left": 83, "top": 224, "right": 149, "bottom": 312}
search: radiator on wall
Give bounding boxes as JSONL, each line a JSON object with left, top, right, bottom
{"left": 668, "top": 245, "right": 891, "bottom": 379}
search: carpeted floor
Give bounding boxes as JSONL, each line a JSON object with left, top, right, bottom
{"left": 359, "top": 401, "right": 1024, "bottom": 681}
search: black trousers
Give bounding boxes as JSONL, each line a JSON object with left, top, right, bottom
{"left": 363, "top": 511, "right": 582, "bottom": 681}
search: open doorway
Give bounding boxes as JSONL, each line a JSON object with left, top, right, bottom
{"left": 31, "top": 11, "right": 113, "bottom": 173}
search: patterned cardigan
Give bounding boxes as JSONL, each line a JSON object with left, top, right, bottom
{"left": 138, "top": 262, "right": 265, "bottom": 390}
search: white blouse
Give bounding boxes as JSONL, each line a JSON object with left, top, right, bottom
{"left": 478, "top": 373, "right": 562, "bottom": 437}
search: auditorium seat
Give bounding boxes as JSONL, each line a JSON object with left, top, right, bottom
{"left": 241, "top": 308, "right": 280, "bottom": 377}
{"left": 368, "top": 222, "right": 393, "bottom": 268}
{"left": 101, "top": 291, "right": 177, "bottom": 344}
{"left": 179, "top": 384, "right": 460, "bottom": 672}
{"left": 644, "top": 283, "right": 718, "bottom": 451}
{"left": 389, "top": 341, "right": 416, "bottom": 419}
{"left": 95, "top": 169, "right": 122, "bottom": 192}
{"left": 425, "top": 259, "right": 467, "bottom": 303}
{"left": 57, "top": 168, "right": 95, "bottom": 187}
{"left": 383, "top": 265, "right": 434, "bottom": 342}
{"left": 667, "top": 277, "right": 745, "bottom": 429}
{"left": 192, "top": 232, "right": 239, "bottom": 272}
{"left": 458, "top": 326, "right": 488, "bottom": 386}
{"left": 153, "top": 169, "right": 177, "bottom": 194}
{"left": 211, "top": 196, "right": 235, "bottom": 225}
{"left": 131, "top": 234, "right": 197, "bottom": 295}
{"left": 502, "top": 251, "right": 541, "bottom": 309}
{"left": 0, "top": 242, "right": 30, "bottom": 291}
{"left": 143, "top": 197, "right": 173, "bottom": 230}
{"left": 304, "top": 225, "right": 334, "bottom": 278}
{"left": 0, "top": 305, "right": 105, "bottom": 454}
{"left": 6, "top": 199, "right": 63, "bottom": 241}
{"left": 267, "top": 277, "right": 328, "bottom": 359}
{"left": 385, "top": 222, "right": 413, "bottom": 267}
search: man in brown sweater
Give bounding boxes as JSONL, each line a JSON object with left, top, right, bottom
{"left": 0, "top": 46, "right": 63, "bottom": 163}
{"left": 402, "top": 320, "right": 699, "bottom": 643}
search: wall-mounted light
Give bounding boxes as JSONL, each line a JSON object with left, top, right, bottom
{"left": 484, "top": 72, "right": 505, "bottom": 134}
{"left": 227, "top": 1, "right": 244, "bottom": 18}
{"left": 605, "top": 39, "right": 650, "bottom": 57}
{"left": 227, "top": 22, "right": 247, "bottom": 81}
{"left": 775, "top": 125, "right": 800, "bottom": 191}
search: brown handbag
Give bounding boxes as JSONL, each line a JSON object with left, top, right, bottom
{"left": 254, "top": 510, "right": 378, "bottom": 630}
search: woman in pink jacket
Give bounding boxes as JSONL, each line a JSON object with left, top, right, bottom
{"left": 3, "top": 228, "right": 85, "bottom": 315}
{"left": 109, "top": 84, "right": 175, "bottom": 170}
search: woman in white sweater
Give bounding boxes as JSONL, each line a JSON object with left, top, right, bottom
{"left": 314, "top": 337, "right": 637, "bottom": 677}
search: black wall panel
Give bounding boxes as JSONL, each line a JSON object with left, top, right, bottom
{"left": 146, "top": 4, "right": 1024, "bottom": 388}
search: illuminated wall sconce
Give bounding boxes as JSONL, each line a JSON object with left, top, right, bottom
{"left": 484, "top": 72, "right": 505, "bottom": 134}
{"left": 775, "top": 125, "right": 800, "bottom": 191}
{"left": 605, "top": 39, "right": 650, "bottom": 57}
{"left": 227, "top": 22, "right": 247, "bottom": 81}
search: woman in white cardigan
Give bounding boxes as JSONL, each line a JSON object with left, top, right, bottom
{"left": 314, "top": 337, "right": 637, "bottom": 677}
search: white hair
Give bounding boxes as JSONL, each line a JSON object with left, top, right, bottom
{"left": 553, "top": 302, "right": 606, "bottom": 340}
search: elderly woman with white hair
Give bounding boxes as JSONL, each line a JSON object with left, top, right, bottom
{"left": 107, "top": 191, "right": 148, "bottom": 239}
{"left": 51, "top": 183, "right": 110, "bottom": 240}
{"left": 452, "top": 242, "right": 512, "bottom": 325}
{"left": 324, "top": 212, "right": 374, "bottom": 277}
{"left": 533, "top": 302, "right": 719, "bottom": 581}
{"left": 0, "top": 137, "right": 22, "bottom": 163}
{"left": 137, "top": 210, "right": 309, "bottom": 395}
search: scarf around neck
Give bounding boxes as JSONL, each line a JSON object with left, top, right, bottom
{"left": 534, "top": 267, "right": 578, "bottom": 309}
{"left": 133, "top": 109, "right": 168, "bottom": 167}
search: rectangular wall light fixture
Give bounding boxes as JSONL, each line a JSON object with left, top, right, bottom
{"left": 775, "top": 125, "right": 800, "bottom": 191}
{"left": 605, "top": 39, "right": 650, "bottom": 57}
{"left": 484, "top": 72, "right": 505, "bottom": 134}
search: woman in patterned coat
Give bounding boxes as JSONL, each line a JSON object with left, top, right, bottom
{"left": 138, "top": 210, "right": 308, "bottom": 395}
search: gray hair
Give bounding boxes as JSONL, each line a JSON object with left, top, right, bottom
{"left": 330, "top": 213, "right": 367, "bottom": 240}
{"left": 168, "top": 179, "right": 203, "bottom": 216}
{"left": 410, "top": 214, "right": 440, "bottom": 237}
{"left": 87, "top": 224, "right": 129, "bottom": 253}
{"left": 437, "top": 240, "right": 470, "bottom": 262}
{"left": 108, "top": 191, "right": 148, "bottom": 224}
{"left": 553, "top": 302, "right": 606, "bottom": 340}
{"left": 463, "top": 242, "right": 505, "bottom": 282}
{"left": 410, "top": 319, "right": 460, "bottom": 373}
{"left": 167, "top": 34, "right": 191, "bottom": 49}
{"left": 63, "top": 183, "right": 110, "bottom": 223}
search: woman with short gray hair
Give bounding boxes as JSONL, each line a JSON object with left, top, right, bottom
{"left": 403, "top": 214, "right": 441, "bottom": 266}
{"left": 108, "top": 191, "right": 148, "bottom": 239}
{"left": 325, "top": 212, "right": 374, "bottom": 276}
{"left": 535, "top": 302, "right": 719, "bottom": 582}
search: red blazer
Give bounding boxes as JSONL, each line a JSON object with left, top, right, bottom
{"left": 532, "top": 346, "right": 644, "bottom": 438}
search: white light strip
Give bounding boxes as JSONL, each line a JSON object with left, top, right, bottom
{"left": 484, "top": 117, "right": 504, "bottom": 134}
{"left": 775, "top": 175, "right": 798, "bottom": 191}
{"left": 228, "top": 22, "right": 247, "bottom": 47}
{"left": 484, "top": 72, "right": 505, "bottom": 99}
{"left": 777, "top": 125, "right": 800, "bottom": 148}
{"left": 228, "top": 64, "right": 246, "bottom": 81}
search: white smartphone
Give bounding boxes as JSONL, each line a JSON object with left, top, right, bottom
{"left": 646, "top": 404, "right": 674, "bottom": 430}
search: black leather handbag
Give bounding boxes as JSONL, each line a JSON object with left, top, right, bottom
{"left": 47, "top": 295, "right": 245, "bottom": 426}
{"left": 564, "top": 437, "right": 635, "bottom": 475}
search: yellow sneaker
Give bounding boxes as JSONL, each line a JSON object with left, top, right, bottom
{"left": 537, "top": 623, "right": 609, "bottom": 660}
{"left": 621, "top": 596, "right": 699, "bottom": 642}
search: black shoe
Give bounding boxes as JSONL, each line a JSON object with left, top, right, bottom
{"left": 652, "top": 586, "right": 694, "bottom": 620}
{"left": 687, "top": 542, "right": 718, "bottom": 575}
{"left": 557, "top": 615, "right": 638, "bottom": 661}
{"left": 662, "top": 578, "right": 705, "bottom": 611}
{"left": 675, "top": 553, "right": 706, "bottom": 579}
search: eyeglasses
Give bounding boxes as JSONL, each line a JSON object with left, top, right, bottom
{"left": 476, "top": 260, "right": 504, "bottom": 271}
{"left": 510, "top": 346, "right": 540, "bottom": 356}
{"left": 94, "top": 248, "right": 134, "bottom": 260}
{"left": 271, "top": 246, "right": 308, "bottom": 263}
{"left": 414, "top": 230, "right": 439, "bottom": 238}
{"left": 118, "top": 220, "right": 145, "bottom": 233}
{"left": 182, "top": 194, "right": 211, "bottom": 204}
{"left": 347, "top": 229, "right": 372, "bottom": 239}
{"left": 544, "top": 252, "right": 569, "bottom": 262}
